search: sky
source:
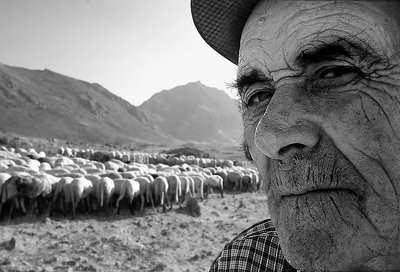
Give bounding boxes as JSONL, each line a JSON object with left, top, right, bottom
{"left": 0, "top": 0, "right": 238, "bottom": 106}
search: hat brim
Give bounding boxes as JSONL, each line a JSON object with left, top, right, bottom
{"left": 191, "top": 0, "right": 260, "bottom": 65}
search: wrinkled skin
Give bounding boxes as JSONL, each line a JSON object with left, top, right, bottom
{"left": 239, "top": 1, "right": 400, "bottom": 271}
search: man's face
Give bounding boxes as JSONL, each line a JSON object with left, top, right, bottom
{"left": 238, "top": 0, "right": 400, "bottom": 270}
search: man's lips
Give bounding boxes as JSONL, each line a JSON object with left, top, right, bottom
{"left": 281, "top": 188, "right": 357, "bottom": 198}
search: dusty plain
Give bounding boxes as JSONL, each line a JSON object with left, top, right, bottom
{"left": 0, "top": 191, "right": 270, "bottom": 272}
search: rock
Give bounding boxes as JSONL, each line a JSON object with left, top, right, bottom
{"left": 41, "top": 266, "right": 54, "bottom": 272}
{"left": 44, "top": 256, "right": 58, "bottom": 264}
{"left": 186, "top": 197, "right": 201, "bottom": 217}
{"left": 65, "top": 260, "right": 77, "bottom": 267}
{"left": 0, "top": 258, "right": 11, "bottom": 265}
{"left": 160, "top": 229, "right": 168, "bottom": 236}
{"left": 188, "top": 254, "right": 200, "bottom": 261}
{"left": 42, "top": 217, "right": 51, "bottom": 224}
{"left": 148, "top": 262, "right": 167, "bottom": 272}
{"left": 0, "top": 237, "right": 16, "bottom": 251}
{"left": 211, "top": 211, "right": 220, "bottom": 217}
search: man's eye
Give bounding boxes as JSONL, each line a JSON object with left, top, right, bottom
{"left": 245, "top": 88, "right": 273, "bottom": 107}
{"left": 317, "top": 66, "right": 360, "bottom": 80}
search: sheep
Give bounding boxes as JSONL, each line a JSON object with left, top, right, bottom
{"left": 54, "top": 157, "right": 74, "bottom": 168}
{"left": 98, "top": 177, "right": 115, "bottom": 215}
{"left": 0, "top": 173, "right": 44, "bottom": 219}
{"left": 166, "top": 175, "right": 182, "bottom": 210}
{"left": 240, "top": 174, "right": 253, "bottom": 192}
{"left": 0, "top": 173, "right": 12, "bottom": 218}
{"left": 113, "top": 178, "right": 140, "bottom": 215}
{"left": 0, "top": 175, "right": 26, "bottom": 220}
{"left": 178, "top": 175, "right": 195, "bottom": 203}
{"left": 203, "top": 175, "right": 224, "bottom": 198}
{"left": 3, "top": 165, "right": 39, "bottom": 175}
{"left": 51, "top": 176, "right": 73, "bottom": 216}
{"left": 39, "top": 162, "right": 52, "bottom": 171}
{"left": 100, "top": 171, "right": 122, "bottom": 180}
{"left": 189, "top": 174, "right": 204, "bottom": 201}
{"left": 134, "top": 177, "right": 154, "bottom": 211}
{"left": 28, "top": 173, "right": 60, "bottom": 216}
{"left": 227, "top": 171, "right": 242, "bottom": 191}
{"left": 120, "top": 172, "right": 137, "bottom": 179}
{"left": 152, "top": 176, "right": 169, "bottom": 213}
{"left": 64, "top": 177, "right": 93, "bottom": 219}
{"left": 56, "top": 173, "right": 84, "bottom": 179}
{"left": 45, "top": 168, "right": 71, "bottom": 176}
{"left": 252, "top": 172, "right": 260, "bottom": 191}
{"left": 71, "top": 168, "right": 88, "bottom": 175}
{"left": 85, "top": 174, "right": 103, "bottom": 210}
{"left": 85, "top": 168, "right": 105, "bottom": 175}
{"left": 215, "top": 170, "right": 228, "bottom": 189}
{"left": 104, "top": 161, "right": 120, "bottom": 172}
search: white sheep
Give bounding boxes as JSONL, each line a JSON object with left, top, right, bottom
{"left": 113, "top": 178, "right": 140, "bottom": 215}
{"left": 64, "top": 177, "right": 93, "bottom": 219}
{"left": 134, "top": 176, "right": 154, "bottom": 211}
{"left": 98, "top": 177, "right": 115, "bottom": 215}
{"left": 166, "top": 175, "right": 182, "bottom": 210}
{"left": 203, "top": 175, "right": 224, "bottom": 198}
{"left": 152, "top": 176, "right": 169, "bottom": 213}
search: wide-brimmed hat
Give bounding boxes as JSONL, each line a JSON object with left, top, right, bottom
{"left": 191, "top": 0, "right": 260, "bottom": 65}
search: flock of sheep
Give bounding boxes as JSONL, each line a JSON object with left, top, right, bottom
{"left": 0, "top": 146, "right": 260, "bottom": 222}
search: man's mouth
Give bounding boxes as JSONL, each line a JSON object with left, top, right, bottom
{"left": 281, "top": 188, "right": 357, "bottom": 199}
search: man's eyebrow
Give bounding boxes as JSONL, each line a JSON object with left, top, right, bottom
{"left": 295, "top": 38, "right": 382, "bottom": 67}
{"left": 233, "top": 69, "right": 271, "bottom": 97}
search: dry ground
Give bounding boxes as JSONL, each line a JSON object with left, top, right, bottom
{"left": 0, "top": 191, "right": 270, "bottom": 272}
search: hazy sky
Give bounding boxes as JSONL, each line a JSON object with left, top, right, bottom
{"left": 0, "top": 0, "right": 238, "bottom": 106}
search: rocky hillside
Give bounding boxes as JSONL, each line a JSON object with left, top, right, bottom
{"left": 139, "top": 82, "right": 243, "bottom": 144}
{"left": 0, "top": 63, "right": 172, "bottom": 145}
{"left": 0, "top": 63, "right": 243, "bottom": 146}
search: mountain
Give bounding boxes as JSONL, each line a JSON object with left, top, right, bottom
{"left": 138, "top": 81, "right": 243, "bottom": 145}
{"left": 0, "top": 63, "right": 243, "bottom": 147}
{"left": 0, "top": 63, "right": 172, "bottom": 145}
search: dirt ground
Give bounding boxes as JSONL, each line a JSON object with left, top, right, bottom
{"left": 0, "top": 191, "right": 270, "bottom": 272}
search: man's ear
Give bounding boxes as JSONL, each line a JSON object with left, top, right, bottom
{"left": 241, "top": 140, "right": 253, "bottom": 161}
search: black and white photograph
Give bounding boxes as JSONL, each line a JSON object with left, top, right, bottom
{"left": 1, "top": 0, "right": 400, "bottom": 271}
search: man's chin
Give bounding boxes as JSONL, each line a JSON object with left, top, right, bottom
{"left": 268, "top": 190, "right": 382, "bottom": 271}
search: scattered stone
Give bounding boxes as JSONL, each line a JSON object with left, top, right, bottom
{"left": 179, "top": 223, "right": 188, "bottom": 229}
{"left": 160, "top": 229, "right": 168, "bottom": 236}
{"left": 42, "top": 217, "right": 51, "bottom": 224}
{"left": 76, "top": 264, "right": 96, "bottom": 272}
{"left": 186, "top": 197, "right": 201, "bottom": 217}
{"left": 65, "top": 260, "right": 77, "bottom": 267}
{"left": 44, "top": 256, "right": 57, "bottom": 264}
{"left": 188, "top": 254, "right": 200, "bottom": 261}
{"left": 211, "top": 211, "right": 220, "bottom": 217}
{"left": 0, "top": 258, "right": 11, "bottom": 266}
{"left": 148, "top": 262, "right": 167, "bottom": 272}
{"left": 0, "top": 237, "right": 16, "bottom": 251}
{"left": 41, "top": 266, "right": 54, "bottom": 272}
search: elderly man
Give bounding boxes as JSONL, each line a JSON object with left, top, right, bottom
{"left": 192, "top": 0, "right": 400, "bottom": 271}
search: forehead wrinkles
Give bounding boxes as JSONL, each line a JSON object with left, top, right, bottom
{"left": 239, "top": 0, "right": 397, "bottom": 72}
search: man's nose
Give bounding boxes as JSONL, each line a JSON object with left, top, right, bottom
{"left": 254, "top": 86, "right": 320, "bottom": 161}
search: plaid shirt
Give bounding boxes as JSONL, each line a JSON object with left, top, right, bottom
{"left": 209, "top": 218, "right": 298, "bottom": 272}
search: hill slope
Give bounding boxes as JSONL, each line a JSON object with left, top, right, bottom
{"left": 0, "top": 63, "right": 172, "bottom": 145}
{"left": 139, "top": 82, "right": 243, "bottom": 144}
